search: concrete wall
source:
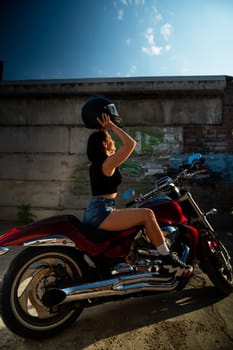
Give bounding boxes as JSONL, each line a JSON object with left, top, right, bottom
{"left": 0, "top": 76, "right": 232, "bottom": 225}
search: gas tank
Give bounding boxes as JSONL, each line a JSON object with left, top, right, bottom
{"left": 139, "top": 197, "right": 187, "bottom": 225}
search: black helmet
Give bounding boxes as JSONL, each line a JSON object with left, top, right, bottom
{"left": 81, "top": 96, "right": 123, "bottom": 129}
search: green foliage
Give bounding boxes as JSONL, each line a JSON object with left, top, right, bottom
{"left": 140, "top": 130, "right": 164, "bottom": 153}
{"left": 17, "top": 204, "right": 36, "bottom": 226}
{"left": 120, "top": 161, "right": 141, "bottom": 176}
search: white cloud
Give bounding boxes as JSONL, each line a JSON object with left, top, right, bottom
{"left": 165, "top": 45, "right": 171, "bottom": 51}
{"left": 146, "top": 27, "right": 154, "bottom": 45}
{"left": 117, "top": 9, "right": 124, "bottom": 20}
{"left": 152, "top": 6, "right": 162, "bottom": 23}
{"left": 135, "top": 0, "right": 145, "bottom": 5}
{"left": 142, "top": 27, "right": 162, "bottom": 56}
{"left": 142, "top": 46, "right": 162, "bottom": 56}
{"left": 120, "top": 0, "right": 129, "bottom": 5}
{"left": 160, "top": 23, "right": 172, "bottom": 40}
{"left": 120, "top": 0, "right": 145, "bottom": 6}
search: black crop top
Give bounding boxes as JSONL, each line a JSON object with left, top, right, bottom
{"left": 89, "top": 162, "right": 122, "bottom": 196}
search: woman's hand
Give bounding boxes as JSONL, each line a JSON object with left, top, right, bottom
{"left": 97, "top": 113, "right": 115, "bottom": 130}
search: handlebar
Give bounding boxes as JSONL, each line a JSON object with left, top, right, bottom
{"left": 126, "top": 187, "right": 159, "bottom": 207}
{"left": 125, "top": 157, "right": 208, "bottom": 208}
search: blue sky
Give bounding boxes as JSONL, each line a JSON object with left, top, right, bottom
{"left": 1, "top": 0, "right": 233, "bottom": 80}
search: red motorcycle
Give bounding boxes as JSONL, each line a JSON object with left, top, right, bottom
{"left": 0, "top": 154, "right": 232, "bottom": 339}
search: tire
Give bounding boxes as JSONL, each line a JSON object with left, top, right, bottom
{"left": 202, "top": 242, "right": 233, "bottom": 295}
{"left": 0, "top": 247, "right": 86, "bottom": 339}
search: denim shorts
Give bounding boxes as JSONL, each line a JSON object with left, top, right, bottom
{"left": 83, "top": 196, "right": 116, "bottom": 228}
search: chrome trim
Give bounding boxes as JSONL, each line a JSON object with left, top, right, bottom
{"left": 111, "top": 262, "right": 135, "bottom": 275}
{"left": 42, "top": 272, "right": 179, "bottom": 307}
{"left": 24, "top": 235, "right": 76, "bottom": 247}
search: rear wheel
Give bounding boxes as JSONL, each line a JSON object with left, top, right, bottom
{"left": 202, "top": 241, "right": 233, "bottom": 295}
{"left": 0, "top": 247, "right": 86, "bottom": 339}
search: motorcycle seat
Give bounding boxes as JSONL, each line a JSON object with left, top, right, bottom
{"left": 67, "top": 214, "right": 140, "bottom": 243}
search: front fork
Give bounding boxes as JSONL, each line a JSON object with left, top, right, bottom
{"left": 178, "top": 192, "right": 217, "bottom": 234}
{"left": 197, "top": 228, "right": 231, "bottom": 271}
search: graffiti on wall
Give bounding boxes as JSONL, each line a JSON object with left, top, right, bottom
{"left": 119, "top": 127, "right": 182, "bottom": 179}
{"left": 118, "top": 128, "right": 233, "bottom": 183}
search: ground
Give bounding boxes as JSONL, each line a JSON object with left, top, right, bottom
{"left": 0, "top": 230, "right": 232, "bottom": 350}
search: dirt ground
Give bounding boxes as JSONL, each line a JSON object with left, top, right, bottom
{"left": 0, "top": 231, "right": 233, "bottom": 350}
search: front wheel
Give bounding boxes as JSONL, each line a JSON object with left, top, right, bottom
{"left": 0, "top": 247, "right": 86, "bottom": 339}
{"left": 202, "top": 241, "right": 233, "bottom": 295}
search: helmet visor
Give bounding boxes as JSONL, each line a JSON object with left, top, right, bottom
{"left": 105, "top": 103, "right": 119, "bottom": 116}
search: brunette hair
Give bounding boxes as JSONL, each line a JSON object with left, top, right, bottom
{"left": 87, "top": 130, "right": 107, "bottom": 162}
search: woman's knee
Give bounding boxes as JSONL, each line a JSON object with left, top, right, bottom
{"left": 139, "top": 207, "right": 156, "bottom": 222}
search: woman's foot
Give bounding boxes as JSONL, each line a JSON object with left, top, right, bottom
{"left": 160, "top": 252, "right": 193, "bottom": 277}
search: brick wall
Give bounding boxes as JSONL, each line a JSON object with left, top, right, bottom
{"left": 183, "top": 107, "right": 233, "bottom": 153}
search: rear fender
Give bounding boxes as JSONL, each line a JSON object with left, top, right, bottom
{"left": 0, "top": 227, "right": 76, "bottom": 248}
{"left": 0, "top": 235, "right": 77, "bottom": 280}
{"left": 0, "top": 215, "right": 79, "bottom": 246}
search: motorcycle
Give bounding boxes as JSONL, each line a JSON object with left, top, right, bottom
{"left": 0, "top": 153, "right": 232, "bottom": 339}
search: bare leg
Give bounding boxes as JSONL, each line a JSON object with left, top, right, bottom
{"left": 98, "top": 207, "right": 165, "bottom": 248}
{"left": 99, "top": 207, "right": 193, "bottom": 277}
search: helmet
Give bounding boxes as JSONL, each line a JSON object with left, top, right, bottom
{"left": 81, "top": 96, "right": 123, "bottom": 129}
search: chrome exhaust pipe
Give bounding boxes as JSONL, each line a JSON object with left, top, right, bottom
{"left": 42, "top": 272, "right": 179, "bottom": 307}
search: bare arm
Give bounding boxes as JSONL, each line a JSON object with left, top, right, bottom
{"left": 97, "top": 113, "right": 137, "bottom": 176}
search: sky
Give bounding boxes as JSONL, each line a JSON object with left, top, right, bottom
{"left": 0, "top": 0, "right": 233, "bottom": 81}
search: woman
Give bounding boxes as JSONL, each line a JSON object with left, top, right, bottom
{"left": 83, "top": 112, "right": 193, "bottom": 277}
